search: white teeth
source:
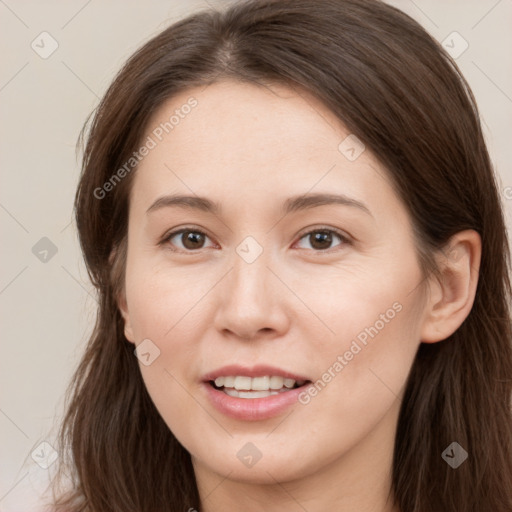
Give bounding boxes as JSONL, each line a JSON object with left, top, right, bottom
{"left": 283, "top": 378, "right": 295, "bottom": 388}
{"left": 251, "top": 376, "right": 270, "bottom": 390}
{"left": 269, "top": 376, "right": 284, "bottom": 389}
{"left": 224, "top": 388, "right": 281, "bottom": 398}
{"left": 212, "top": 375, "right": 307, "bottom": 394}
{"left": 234, "top": 376, "right": 252, "bottom": 390}
{"left": 224, "top": 376, "right": 235, "bottom": 387}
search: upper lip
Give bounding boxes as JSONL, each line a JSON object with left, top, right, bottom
{"left": 202, "top": 364, "right": 311, "bottom": 382}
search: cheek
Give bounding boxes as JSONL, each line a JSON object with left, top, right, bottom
{"left": 123, "top": 260, "right": 212, "bottom": 413}
{"left": 298, "top": 281, "right": 424, "bottom": 429}
{"left": 124, "top": 264, "right": 203, "bottom": 440}
{"left": 295, "top": 257, "right": 422, "bottom": 355}
{"left": 292, "top": 253, "right": 424, "bottom": 415}
{"left": 124, "top": 257, "right": 210, "bottom": 340}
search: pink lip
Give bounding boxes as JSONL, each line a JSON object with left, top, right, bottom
{"left": 202, "top": 364, "right": 310, "bottom": 382}
{"left": 203, "top": 382, "right": 309, "bottom": 421}
{"left": 201, "top": 364, "right": 312, "bottom": 421}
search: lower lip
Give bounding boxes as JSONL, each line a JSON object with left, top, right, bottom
{"left": 203, "top": 382, "right": 308, "bottom": 421}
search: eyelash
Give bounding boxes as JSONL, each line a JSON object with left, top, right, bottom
{"left": 159, "top": 225, "right": 351, "bottom": 254}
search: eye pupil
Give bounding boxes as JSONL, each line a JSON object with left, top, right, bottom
{"left": 183, "top": 231, "right": 205, "bottom": 249}
{"left": 310, "top": 230, "right": 332, "bottom": 250}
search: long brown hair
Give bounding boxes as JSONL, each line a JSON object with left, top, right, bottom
{"left": 47, "top": 0, "right": 512, "bottom": 510}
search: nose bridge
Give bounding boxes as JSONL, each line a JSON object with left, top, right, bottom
{"left": 229, "top": 235, "right": 272, "bottom": 304}
{"left": 213, "top": 234, "right": 289, "bottom": 338}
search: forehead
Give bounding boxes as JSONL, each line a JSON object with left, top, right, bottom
{"left": 130, "top": 79, "right": 396, "bottom": 219}
{"left": 146, "top": 80, "right": 344, "bottom": 160}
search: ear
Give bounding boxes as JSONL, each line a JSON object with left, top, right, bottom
{"left": 117, "top": 290, "right": 136, "bottom": 344}
{"left": 109, "top": 245, "right": 136, "bottom": 344}
{"left": 420, "top": 230, "right": 481, "bottom": 343}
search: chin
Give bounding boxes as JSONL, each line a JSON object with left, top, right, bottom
{"left": 191, "top": 438, "right": 324, "bottom": 484}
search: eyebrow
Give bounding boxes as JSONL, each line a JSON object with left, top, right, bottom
{"left": 146, "top": 192, "right": 373, "bottom": 217}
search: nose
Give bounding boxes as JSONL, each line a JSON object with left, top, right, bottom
{"left": 213, "top": 247, "right": 290, "bottom": 341}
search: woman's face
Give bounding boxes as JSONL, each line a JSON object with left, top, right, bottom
{"left": 119, "top": 80, "right": 428, "bottom": 486}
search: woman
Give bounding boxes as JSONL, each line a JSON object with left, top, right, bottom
{"left": 48, "top": 0, "right": 512, "bottom": 510}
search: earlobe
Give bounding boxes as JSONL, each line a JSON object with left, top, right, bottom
{"left": 118, "top": 291, "right": 136, "bottom": 344}
{"left": 420, "top": 230, "right": 481, "bottom": 343}
{"left": 109, "top": 242, "right": 135, "bottom": 344}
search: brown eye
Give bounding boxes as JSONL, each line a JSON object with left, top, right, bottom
{"left": 296, "top": 228, "right": 348, "bottom": 251}
{"left": 181, "top": 230, "right": 206, "bottom": 250}
{"left": 164, "top": 228, "right": 214, "bottom": 252}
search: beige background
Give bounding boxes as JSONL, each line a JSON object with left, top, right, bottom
{"left": 1, "top": 0, "right": 511, "bottom": 509}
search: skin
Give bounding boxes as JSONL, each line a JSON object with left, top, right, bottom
{"left": 118, "top": 80, "right": 481, "bottom": 512}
